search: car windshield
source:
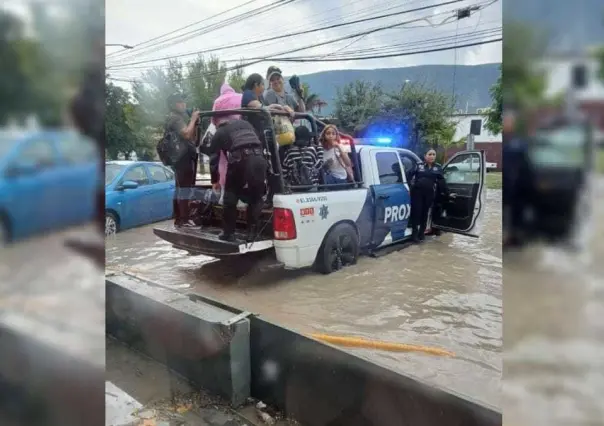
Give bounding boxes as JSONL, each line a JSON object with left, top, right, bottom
{"left": 531, "top": 125, "right": 586, "bottom": 168}
{"left": 106, "top": 163, "right": 126, "bottom": 185}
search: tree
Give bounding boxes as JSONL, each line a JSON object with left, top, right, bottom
{"left": 334, "top": 81, "right": 384, "bottom": 132}
{"left": 105, "top": 82, "right": 139, "bottom": 159}
{"left": 597, "top": 45, "right": 604, "bottom": 83}
{"left": 228, "top": 66, "right": 246, "bottom": 92}
{"left": 0, "top": 10, "right": 62, "bottom": 125}
{"left": 301, "top": 82, "right": 327, "bottom": 114}
{"left": 503, "top": 21, "right": 547, "bottom": 109}
{"left": 483, "top": 70, "right": 502, "bottom": 134}
{"left": 383, "top": 82, "right": 457, "bottom": 153}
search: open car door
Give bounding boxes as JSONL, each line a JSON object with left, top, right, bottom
{"left": 432, "top": 150, "right": 486, "bottom": 238}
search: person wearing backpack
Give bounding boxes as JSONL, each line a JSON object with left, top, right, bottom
{"left": 158, "top": 93, "right": 200, "bottom": 227}
{"left": 282, "top": 126, "right": 323, "bottom": 188}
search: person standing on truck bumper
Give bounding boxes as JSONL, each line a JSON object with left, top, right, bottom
{"left": 165, "top": 93, "right": 200, "bottom": 227}
{"left": 202, "top": 119, "right": 267, "bottom": 242}
{"left": 410, "top": 148, "right": 450, "bottom": 243}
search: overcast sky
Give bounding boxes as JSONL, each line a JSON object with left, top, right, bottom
{"left": 106, "top": 0, "right": 501, "bottom": 87}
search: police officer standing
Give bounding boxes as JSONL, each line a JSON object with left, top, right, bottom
{"left": 410, "top": 148, "right": 451, "bottom": 243}
{"left": 203, "top": 118, "right": 267, "bottom": 242}
{"left": 502, "top": 103, "right": 530, "bottom": 247}
{"left": 164, "top": 93, "right": 200, "bottom": 227}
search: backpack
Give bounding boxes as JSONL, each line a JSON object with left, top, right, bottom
{"left": 156, "top": 118, "right": 194, "bottom": 166}
{"left": 290, "top": 156, "right": 314, "bottom": 186}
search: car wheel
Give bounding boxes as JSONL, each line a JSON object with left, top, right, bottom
{"left": 105, "top": 212, "right": 119, "bottom": 236}
{"left": 315, "top": 223, "right": 360, "bottom": 275}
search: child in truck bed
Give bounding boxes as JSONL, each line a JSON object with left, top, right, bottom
{"left": 282, "top": 126, "right": 323, "bottom": 187}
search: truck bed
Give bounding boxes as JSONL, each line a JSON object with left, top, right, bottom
{"left": 154, "top": 224, "right": 274, "bottom": 257}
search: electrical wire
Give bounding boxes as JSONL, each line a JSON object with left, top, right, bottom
{"left": 107, "top": 0, "right": 297, "bottom": 63}
{"left": 106, "top": 0, "right": 260, "bottom": 59}
{"left": 106, "top": 36, "right": 501, "bottom": 84}
{"left": 107, "top": 0, "right": 465, "bottom": 69}
{"left": 108, "top": 0, "right": 418, "bottom": 65}
{"left": 110, "top": 19, "right": 501, "bottom": 72}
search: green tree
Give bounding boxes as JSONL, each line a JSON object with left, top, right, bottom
{"left": 228, "top": 66, "right": 246, "bottom": 92}
{"left": 383, "top": 82, "right": 457, "bottom": 153}
{"left": 105, "top": 82, "right": 138, "bottom": 159}
{"left": 334, "top": 80, "right": 384, "bottom": 132}
{"left": 0, "top": 10, "right": 59, "bottom": 125}
{"left": 184, "top": 55, "right": 228, "bottom": 110}
{"left": 596, "top": 45, "right": 604, "bottom": 83}
{"left": 503, "top": 21, "right": 547, "bottom": 109}
{"left": 483, "top": 70, "right": 502, "bottom": 134}
{"left": 301, "top": 82, "right": 326, "bottom": 113}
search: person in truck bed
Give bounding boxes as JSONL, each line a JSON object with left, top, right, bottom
{"left": 282, "top": 126, "right": 323, "bottom": 188}
{"left": 320, "top": 124, "right": 353, "bottom": 185}
{"left": 203, "top": 118, "right": 267, "bottom": 242}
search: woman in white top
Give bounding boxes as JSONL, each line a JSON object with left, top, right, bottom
{"left": 319, "top": 124, "right": 352, "bottom": 185}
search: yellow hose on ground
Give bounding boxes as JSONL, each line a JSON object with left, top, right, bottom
{"left": 309, "top": 333, "right": 455, "bottom": 357}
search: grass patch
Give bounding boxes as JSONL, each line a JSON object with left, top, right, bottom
{"left": 485, "top": 172, "right": 502, "bottom": 190}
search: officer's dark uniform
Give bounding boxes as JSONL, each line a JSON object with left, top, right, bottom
{"left": 165, "top": 109, "right": 198, "bottom": 226}
{"left": 502, "top": 133, "right": 530, "bottom": 245}
{"left": 410, "top": 161, "right": 448, "bottom": 242}
{"left": 204, "top": 119, "right": 267, "bottom": 241}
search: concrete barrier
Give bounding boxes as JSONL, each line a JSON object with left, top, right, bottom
{"left": 106, "top": 273, "right": 502, "bottom": 426}
{"left": 105, "top": 273, "right": 251, "bottom": 407}
{"left": 0, "top": 315, "right": 104, "bottom": 426}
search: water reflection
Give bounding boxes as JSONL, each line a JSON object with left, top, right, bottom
{"left": 106, "top": 190, "right": 502, "bottom": 408}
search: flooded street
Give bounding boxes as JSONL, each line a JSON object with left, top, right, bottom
{"left": 107, "top": 190, "right": 503, "bottom": 409}
{"left": 503, "top": 177, "right": 604, "bottom": 426}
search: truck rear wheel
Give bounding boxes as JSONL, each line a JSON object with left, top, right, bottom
{"left": 315, "top": 223, "right": 359, "bottom": 275}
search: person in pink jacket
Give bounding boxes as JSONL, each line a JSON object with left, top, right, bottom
{"left": 210, "top": 84, "right": 242, "bottom": 203}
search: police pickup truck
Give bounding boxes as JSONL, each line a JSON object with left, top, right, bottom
{"left": 154, "top": 110, "right": 486, "bottom": 274}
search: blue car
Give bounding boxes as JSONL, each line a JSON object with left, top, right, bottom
{"left": 0, "top": 130, "right": 100, "bottom": 246}
{"left": 105, "top": 161, "right": 175, "bottom": 235}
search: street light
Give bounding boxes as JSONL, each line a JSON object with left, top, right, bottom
{"left": 105, "top": 43, "right": 133, "bottom": 49}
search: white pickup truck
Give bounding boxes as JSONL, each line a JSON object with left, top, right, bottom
{"left": 154, "top": 111, "right": 487, "bottom": 274}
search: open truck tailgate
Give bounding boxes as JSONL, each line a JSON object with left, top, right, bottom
{"left": 153, "top": 225, "right": 273, "bottom": 256}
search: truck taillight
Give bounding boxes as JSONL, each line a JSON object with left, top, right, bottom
{"left": 339, "top": 136, "right": 352, "bottom": 153}
{"left": 273, "top": 208, "right": 297, "bottom": 240}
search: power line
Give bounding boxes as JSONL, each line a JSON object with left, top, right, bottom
{"left": 106, "top": 0, "right": 260, "bottom": 60}
{"left": 109, "top": 19, "right": 501, "bottom": 72}
{"left": 107, "top": 0, "right": 466, "bottom": 69}
{"left": 112, "top": 26, "right": 501, "bottom": 73}
{"left": 110, "top": 0, "right": 421, "bottom": 65}
{"left": 106, "top": 36, "right": 501, "bottom": 84}
{"left": 107, "top": 0, "right": 298, "bottom": 64}
{"left": 256, "top": 38, "right": 502, "bottom": 62}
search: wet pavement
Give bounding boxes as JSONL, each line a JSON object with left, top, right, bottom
{"left": 106, "top": 337, "right": 297, "bottom": 426}
{"left": 106, "top": 190, "right": 503, "bottom": 409}
{"left": 502, "top": 177, "right": 604, "bottom": 426}
{"left": 0, "top": 224, "right": 104, "bottom": 366}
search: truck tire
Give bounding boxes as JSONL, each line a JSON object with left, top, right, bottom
{"left": 315, "top": 223, "right": 360, "bottom": 275}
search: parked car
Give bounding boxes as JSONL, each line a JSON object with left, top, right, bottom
{"left": 105, "top": 161, "right": 175, "bottom": 235}
{"left": 0, "top": 130, "right": 99, "bottom": 246}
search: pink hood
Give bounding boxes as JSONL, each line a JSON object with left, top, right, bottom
{"left": 212, "top": 83, "right": 242, "bottom": 186}
{"left": 212, "top": 84, "right": 242, "bottom": 126}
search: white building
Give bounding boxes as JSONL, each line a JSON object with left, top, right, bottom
{"left": 539, "top": 52, "right": 604, "bottom": 101}
{"left": 450, "top": 113, "right": 502, "bottom": 143}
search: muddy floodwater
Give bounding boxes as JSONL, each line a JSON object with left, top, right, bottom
{"left": 503, "top": 177, "right": 604, "bottom": 426}
{"left": 106, "top": 189, "right": 503, "bottom": 408}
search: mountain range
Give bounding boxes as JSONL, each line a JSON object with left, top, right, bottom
{"left": 297, "top": 63, "right": 501, "bottom": 115}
